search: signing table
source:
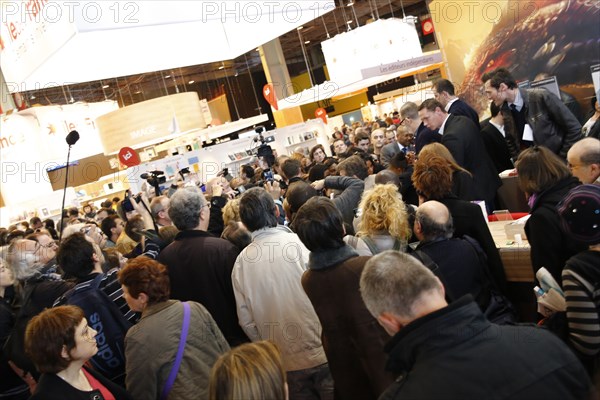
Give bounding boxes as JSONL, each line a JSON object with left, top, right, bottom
{"left": 487, "top": 221, "right": 534, "bottom": 283}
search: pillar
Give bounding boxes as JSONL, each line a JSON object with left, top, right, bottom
{"left": 259, "top": 38, "right": 304, "bottom": 128}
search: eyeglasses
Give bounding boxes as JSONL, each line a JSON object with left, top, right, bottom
{"left": 202, "top": 203, "right": 211, "bottom": 209}
{"left": 398, "top": 118, "right": 406, "bottom": 125}
{"left": 34, "top": 241, "right": 57, "bottom": 253}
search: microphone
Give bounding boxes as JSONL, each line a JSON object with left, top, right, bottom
{"left": 66, "top": 130, "right": 80, "bottom": 146}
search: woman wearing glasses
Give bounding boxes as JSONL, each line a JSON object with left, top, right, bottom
{"left": 25, "top": 305, "right": 132, "bottom": 400}
{"left": 4, "top": 238, "right": 73, "bottom": 385}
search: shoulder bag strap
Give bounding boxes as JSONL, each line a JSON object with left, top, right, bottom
{"left": 360, "top": 235, "right": 380, "bottom": 255}
{"left": 161, "top": 302, "right": 191, "bottom": 400}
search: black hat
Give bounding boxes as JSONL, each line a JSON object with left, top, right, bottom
{"left": 558, "top": 184, "right": 600, "bottom": 245}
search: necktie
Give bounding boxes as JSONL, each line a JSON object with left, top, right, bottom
{"left": 501, "top": 108, "right": 520, "bottom": 162}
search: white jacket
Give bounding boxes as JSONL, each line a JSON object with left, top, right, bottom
{"left": 232, "top": 225, "right": 327, "bottom": 371}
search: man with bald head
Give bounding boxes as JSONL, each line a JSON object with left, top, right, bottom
{"left": 412, "top": 201, "right": 493, "bottom": 307}
{"left": 370, "top": 128, "right": 386, "bottom": 160}
{"left": 567, "top": 137, "right": 600, "bottom": 185}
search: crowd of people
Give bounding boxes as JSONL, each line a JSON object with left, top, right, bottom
{"left": 0, "top": 68, "right": 599, "bottom": 399}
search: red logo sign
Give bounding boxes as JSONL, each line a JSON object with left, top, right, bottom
{"left": 315, "top": 108, "right": 327, "bottom": 124}
{"left": 263, "top": 83, "right": 278, "bottom": 111}
{"left": 421, "top": 18, "right": 434, "bottom": 35}
{"left": 118, "top": 147, "right": 140, "bottom": 168}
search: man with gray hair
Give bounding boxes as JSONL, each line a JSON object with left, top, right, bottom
{"left": 157, "top": 187, "right": 248, "bottom": 346}
{"left": 149, "top": 195, "right": 172, "bottom": 227}
{"left": 567, "top": 137, "right": 600, "bottom": 185}
{"left": 232, "top": 187, "right": 333, "bottom": 399}
{"left": 360, "top": 251, "right": 592, "bottom": 399}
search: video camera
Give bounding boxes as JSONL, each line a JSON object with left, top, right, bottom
{"left": 253, "top": 126, "right": 275, "bottom": 169}
{"left": 140, "top": 170, "right": 166, "bottom": 196}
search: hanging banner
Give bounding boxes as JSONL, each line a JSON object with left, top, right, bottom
{"left": 263, "top": 83, "right": 279, "bottom": 111}
{"left": 96, "top": 92, "right": 206, "bottom": 154}
{"left": 315, "top": 108, "right": 327, "bottom": 124}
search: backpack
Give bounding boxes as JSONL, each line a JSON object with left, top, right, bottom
{"left": 59, "top": 274, "right": 132, "bottom": 381}
{"left": 360, "top": 236, "right": 403, "bottom": 255}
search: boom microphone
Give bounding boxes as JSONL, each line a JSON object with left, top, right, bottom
{"left": 65, "top": 130, "right": 80, "bottom": 146}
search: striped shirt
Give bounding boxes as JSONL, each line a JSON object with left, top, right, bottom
{"left": 54, "top": 269, "right": 139, "bottom": 324}
{"left": 562, "top": 250, "right": 600, "bottom": 356}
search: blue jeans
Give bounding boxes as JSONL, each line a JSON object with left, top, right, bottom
{"left": 287, "top": 363, "right": 334, "bottom": 400}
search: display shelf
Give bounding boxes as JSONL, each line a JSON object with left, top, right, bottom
{"left": 285, "top": 137, "right": 318, "bottom": 149}
{"left": 225, "top": 156, "right": 252, "bottom": 165}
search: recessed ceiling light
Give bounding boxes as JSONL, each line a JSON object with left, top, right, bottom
{"left": 305, "top": 40, "right": 311, "bottom": 44}
{"left": 102, "top": 84, "right": 109, "bottom": 89}
{"left": 297, "top": 26, "right": 304, "bottom": 30}
{"left": 218, "top": 66, "right": 224, "bottom": 70}
{"left": 347, "top": 20, "right": 353, "bottom": 24}
{"left": 347, "top": 2, "right": 354, "bottom": 6}
{"left": 165, "top": 75, "right": 171, "bottom": 78}
{"left": 188, "top": 80, "right": 195, "bottom": 84}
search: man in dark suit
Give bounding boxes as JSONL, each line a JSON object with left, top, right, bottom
{"left": 400, "top": 101, "right": 439, "bottom": 154}
{"left": 418, "top": 99, "right": 501, "bottom": 210}
{"left": 433, "top": 78, "right": 480, "bottom": 129}
{"left": 480, "top": 101, "right": 518, "bottom": 174}
{"left": 380, "top": 125, "right": 414, "bottom": 167}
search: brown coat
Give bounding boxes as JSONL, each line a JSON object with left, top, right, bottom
{"left": 302, "top": 248, "right": 394, "bottom": 400}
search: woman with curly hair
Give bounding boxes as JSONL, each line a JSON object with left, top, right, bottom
{"left": 345, "top": 184, "right": 411, "bottom": 255}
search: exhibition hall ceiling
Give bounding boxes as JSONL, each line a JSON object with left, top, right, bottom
{"left": 11, "top": 0, "right": 423, "bottom": 107}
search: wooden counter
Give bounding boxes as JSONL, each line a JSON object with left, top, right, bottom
{"left": 488, "top": 221, "right": 535, "bottom": 283}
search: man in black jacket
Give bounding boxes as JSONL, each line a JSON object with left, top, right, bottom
{"left": 480, "top": 101, "right": 518, "bottom": 173}
{"left": 483, "top": 67, "right": 582, "bottom": 159}
{"left": 412, "top": 201, "right": 490, "bottom": 308}
{"left": 157, "top": 187, "right": 249, "bottom": 346}
{"left": 432, "top": 78, "right": 480, "bottom": 128}
{"left": 359, "top": 251, "right": 592, "bottom": 400}
{"left": 418, "top": 99, "right": 501, "bottom": 209}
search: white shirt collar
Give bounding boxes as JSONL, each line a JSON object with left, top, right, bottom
{"left": 444, "top": 97, "right": 459, "bottom": 112}
{"left": 438, "top": 114, "right": 451, "bottom": 135}
{"left": 489, "top": 120, "right": 505, "bottom": 137}
{"left": 510, "top": 89, "right": 523, "bottom": 111}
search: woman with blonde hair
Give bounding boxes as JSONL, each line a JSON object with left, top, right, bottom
{"left": 209, "top": 341, "right": 287, "bottom": 400}
{"left": 346, "top": 184, "right": 411, "bottom": 255}
{"left": 419, "top": 142, "right": 474, "bottom": 200}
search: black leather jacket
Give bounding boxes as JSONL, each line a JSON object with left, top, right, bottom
{"left": 520, "top": 88, "right": 582, "bottom": 158}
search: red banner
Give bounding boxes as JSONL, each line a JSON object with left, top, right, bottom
{"left": 118, "top": 147, "right": 140, "bottom": 167}
{"left": 263, "top": 83, "right": 278, "bottom": 111}
{"left": 315, "top": 108, "right": 327, "bottom": 124}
